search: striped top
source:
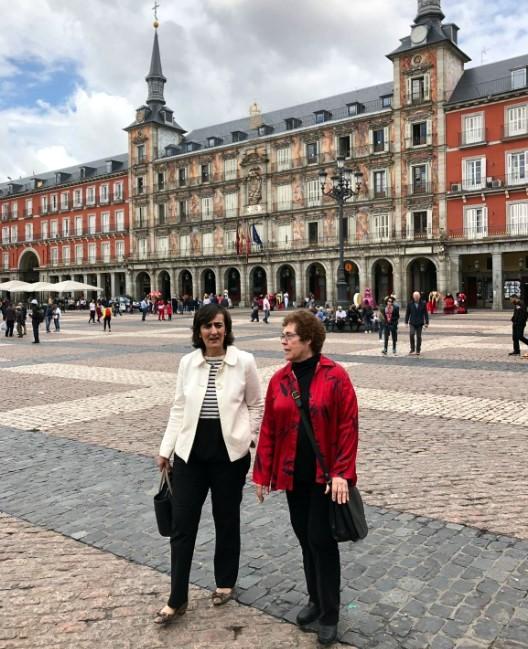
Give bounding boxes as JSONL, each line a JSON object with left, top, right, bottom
{"left": 199, "top": 356, "right": 224, "bottom": 419}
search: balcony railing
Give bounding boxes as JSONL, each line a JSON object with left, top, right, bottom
{"left": 459, "top": 128, "right": 488, "bottom": 147}
{"left": 405, "top": 136, "right": 430, "bottom": 148}
{"left": 369, "top": 187, "right": 391, "bottom": 200}
{"left": 502, "top": 122, "right": 528, "bottom": 139}
{"left": 449, "top": 174, "right": 528, "bottom": 193}
{"left": 447, "top": 225, "right": 528, "bottom": 239}
{"left": 133, "top": 185, "right": 149, "bottom": 197}
{"left": 408, "top": 182, "right": 433, "bottom": 195}
{"left": 24, "top": 209, "right": 33, "bottom": 217}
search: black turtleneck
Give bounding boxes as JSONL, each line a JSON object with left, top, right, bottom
{"left": 292, "top": 353, "right": 320, "bottom": 484}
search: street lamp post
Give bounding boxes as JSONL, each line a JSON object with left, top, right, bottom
{"left": 319, "top": 157, "right": 363, "bottom": 304}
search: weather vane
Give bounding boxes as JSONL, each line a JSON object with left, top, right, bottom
{"left": 153, "top": 1, "right": 160, "bottom": 21}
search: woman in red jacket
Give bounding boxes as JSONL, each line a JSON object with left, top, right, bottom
{"left": 253, "top": 310, "right": 358, "bottom": 646}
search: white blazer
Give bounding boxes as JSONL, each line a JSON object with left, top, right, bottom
{"left": 159, "top": 345, "right": 263, "bottom": 462}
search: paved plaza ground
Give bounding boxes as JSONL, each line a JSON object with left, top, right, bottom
{"left": 1, "top": 307, "right": 527, "bottom": 649}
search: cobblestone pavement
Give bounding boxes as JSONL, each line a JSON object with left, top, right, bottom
{"left": 1, "top": 309, "right": 528, "bottom": 648}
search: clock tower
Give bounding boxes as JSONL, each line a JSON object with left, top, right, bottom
{"left": 386, "top": 0, "right": 470, "bottom": 297}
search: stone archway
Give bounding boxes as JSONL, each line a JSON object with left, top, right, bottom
{"left": 277, "top": 264, "right": 296, "bottom": 300}
{"left": 158, "top": 270, "right": 171, "bottom": 301}
{"left": 224, "top": 267, "right": 241, "bottom": 305}
{"left": 179, "top": 270, "right": 193, "bottom": 297}
{"left": 372, "top": 259, "right": 393, "bottom": 304}
{"left": 201, "top": 268, "right": 216, "bottom": 297}
{"left": 250, "top": 266, "right": 267, "bottom": 298}
{"left": 135, "top": 271, "right": 151, "bottom": 298}
{"left": 306, "top": 263, "right": 327, "bottom": 304}
{"left": 407, "top": 257, "right": 437, "bottom": 299}
{"left": 19, "top": 249, "right": 40, "bottom": 283}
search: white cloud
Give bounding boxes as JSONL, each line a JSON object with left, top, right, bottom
{"left": 0, "top": 0, "right": 527, "bottom": 179}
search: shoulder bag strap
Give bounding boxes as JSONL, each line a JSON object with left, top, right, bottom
{"left": 291, "top": 389, "right": 331, "bottom": 485}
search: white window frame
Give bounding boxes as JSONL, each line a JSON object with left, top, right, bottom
{"left": 224, "top": 229, "right": 236, "bottom": 252}
{"left": 224, "top": 192, "right": 238, "bottom": 218}
{"left": 50, "top": 194, "right": 58, "bottom": 212}
{"left": 60, "top": 192, "right": 69, "bottom": 210}
{"left": 75, "top": 216, "right": 83, "bottom": 236}
{"left": 62, "top": 245, "right": 71, "bottom": 264}
{"left": 201, "top": 196, "right": 213, "bottom": 220}
{"left": 40, "top": 195, "right": 48, "bottom": 214}
{"left": 463, "top": 113, "right": 484, "bottom": 145}
{"left": 25, "top": 223, "right": 33, "bottom": 242}
{"left": 115, "top": 210, "right": 125, "bottom": 231}
{"left": 41, "top": 221, "right": 48, "bottom": 240}
{"left": 277, "top": 184, "right": 292, "bottom": 211}
{"left": 88, "top": 243, "right": 97, "bottom": 263}
{"left": 407, "top": 210, "right": 432, "bottom": 240}
{"left": 50, "top": 247, "right": 59, "bottom": 266}
{"left": 407, "top": 73, "right": 430, "bottom": 104}
{"left": 73, "top": 188, "right": 82, "bottom": 208}
{"left": 75, "top": 244, "right": 83, "bottom": 264}
{"left": 179, "top": 234, "right": 190, "bottom": 256}
{"left": 101, "top": 212, "right": 110, "bottom": 233}
{"left": 62, "top": 218, "right": 70, "bottom": 237}
{"left": 276, "top": 146, "right": 292, "bottom": 171}
{"left": 115, "top": 240, "right": 124, "bottom": 261}
{"left": 101, "top": 241, "right": 111, "bottom": 262}
{"left": 223, "top": 158, "right": 237, "bottom": 181}
{"left": 86, "top": 186, "right": 96, "bottom": 206}
{"left": 10, "top": 225, "right": 17, "bottom": 243}
{"left": 506, "top": 150, "right": 528, "bottom": 185}
{"left": 370, "top": 213, "right": 390, "bottom": 241}
{"left": 507, "top": 201, "right": 528, "bottom": 235}
{"left": 88, "top": 214, "right": 97, "bottom": 235}
{"left": 511, "top": 68, "right": 527, "bottom": 90}
{"left": 50, "top": 220, "right": 58, "bottom": 238}
{"left": 99, "top": 184, "right": 109, "bottom": 204}
{"left": 2, "top": 226, "right": 9, "bottom": 243}
{"left": 25, "top": 198, "right": 33, "bottom": 217}
{"left": 113, "top": 181, "right": 123, "bottom": 201}
{"left": 506, "top": 104, "right": 528, "bottom": 137}
{"left": 2, "top": 252, "right": 9, "bottom": 270}
{"left": 462, "top": 157, "right": 486, "bottom": 191}
{"left": 464, "top": 206, "right": 488, "bottom": 238}
{"left": 277, "top": 224, "right": 292, "bottom": 249}
{"left": 371, "top": 169, "right": 388, "bottom": 198}
{"left": 305, "top": 179, "right": 321, "bottom": 207}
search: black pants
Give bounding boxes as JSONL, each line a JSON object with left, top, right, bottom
{"left": 286, "top": 483, "right": 340, "bottom": 625}
{"left": 384, "top": 325, "right": 398, "bottom": 351}
{"left": 168, "top": 450, "right": 250, "bottom": 609}
{"left": 103, "top": 317, "right": 111, "bottom": 331}
{"left": 32, "top": 322, "right": 40, "bottom": 343}
{"left": 5, "top": 321, "right": 14, "bottom": 337}
{"left": 88, "top": 311, "right": 95, "bottom": 323}
{"left": 512, "top": 325, "right": 528, "bottom": 353}
{"left": 409, "top": 324, "right": 423, "bottom": 353}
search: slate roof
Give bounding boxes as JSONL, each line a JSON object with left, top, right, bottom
{"left": 447, "top": 53, "right": 528, "bottom": 105}
{"left": 0, "top": 153, "right": 128, "bottom": 198}
{"left": 176, "top": 81, "right": 395, "bottom": 154}
{"left": 388, "top": 21, "right": 469, "bottom": 62}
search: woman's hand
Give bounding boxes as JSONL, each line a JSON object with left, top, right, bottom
{"left": 256, "top": 484, "right": 269, "bottom": 503}
{"left": 325, "top": 477, "right": 349, "bottom": 504}
{"left": 156, "top": 455, "right": 171, "bottom": 472}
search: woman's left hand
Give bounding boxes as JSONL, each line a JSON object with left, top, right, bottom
{"left": 325, "top": 477, "right": 349, "bottom": 504}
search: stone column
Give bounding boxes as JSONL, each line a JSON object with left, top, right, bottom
{"left": 358, "top": 257, "right": 369, "bottom": 294}
{"left": 327, "top": 260, "right": 337, "bottom": 306}
{"left": 392, "top": 256, "right": 403, "bottom": 302}
{"left": 125, "top": 270, "right": 134, "bottom": 297}
{"left": 449, "top": 253, "right": 460, "bottom": 295}
{"left": 295, "top": 261, "right": 303, "bottom": 306}
{"left": 110, "top": 272, "right": 117, "bottom": 298}
{"left": 437, "top": 254, "right": 448, "bottom": 296}
{"left": 492, "top": 252, "right": 503, "bottom": 311}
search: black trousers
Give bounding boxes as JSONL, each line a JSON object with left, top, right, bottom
{"left": 32, "top": 322, "right": 40, "bottom": 343}
{"left": 5, "top": 321, "right": 14, "bottom": 337}
{"left": 168, "top": 450, "right": 250, "bottom": 609}
{"left": 384, "top": 324, "right": 398, "bottom": 351}
{"left": 286, "top": 483, "right": 340, "bottom": 625}
{"left": 512, "top": 325, "right": 528, "bottom": 353}
{"left": 103, "top": 317, "right": 111, "bottom": 331}
{"left": 409, "top": 324, "right": 423, "bottom": 353}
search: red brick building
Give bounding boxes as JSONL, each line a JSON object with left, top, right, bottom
{"left": 0, "top": 155, "right": 130, "bottom": 297}
{"left": 446, "top": 57, "right": 528, "bottom": 307}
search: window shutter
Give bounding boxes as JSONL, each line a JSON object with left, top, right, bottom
{"left": 406, "top": 212, "right": 413, "bottom": 239}
{"left": 424, "top": 74, "right": 431, "bottom": 101}
{"left": 406, "top": 78, "right": 412, "bottom": 105}
{"left": 384, "top": 126, "right": 390, "bottom": 152}
{"left": 481, "top": 158, "right": 487, "bottom": 187}
{"left": 427, "top": 209, "right": 433, "bottom": 238}
{"left": 405, "top": 122, "right": 411, "bottom": 147}
{"left": 482, "top": 207, "right": 488, "bottom": 233}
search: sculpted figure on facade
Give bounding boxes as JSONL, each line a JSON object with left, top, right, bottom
{"left": 214, "top": 225, "right": 224, "bottom": 253}
{"left": 212, "top": 154, "right": 222, "bottom": 182}
{"left": 292, "top": 137, "right": 303, "bottom": 164}
{"left": 292, "top": 216, "right": 304, "bottom": 242}
{"left": 190, "top": 194, "right": 200, "bottom": 218}
{"left": 357, "top": 208, "right": 369, "bottom": 240}
{"left": 292, "top": 176, "right": 303, "bottom": 206}
{"left": 213, "top": 188, "right": 223, "bottom": 217}
{"left": 247, "top": 167, "right": 262, "bottom": 205}
{"left": 191, "top": 228, "right": 201, "bottom": 254}
{"left": 323, "top": 211, "right": 335, "bottom": 239}
{"left": 167, "top": 162, "right": 176, "bottom": 185}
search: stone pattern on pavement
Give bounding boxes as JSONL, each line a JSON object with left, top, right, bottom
{"left": 0, "top": 513, "right": 341, "bottom": 649}
{"left": 1, "top": 309, "right": 528, "bottom": 648}
{"left": 2, "top": 428, "right": 528, "bottom": 649}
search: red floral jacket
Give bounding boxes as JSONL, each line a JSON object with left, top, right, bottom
{"left": 253, "top": 355, "right": 358, "bottom": 491}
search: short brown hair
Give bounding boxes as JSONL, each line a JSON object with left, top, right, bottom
{"left": 282, "top": 309, "right": 326, "bottom": 354}
{"left": 192, "top": 304, "right": 234, "bottom": 350}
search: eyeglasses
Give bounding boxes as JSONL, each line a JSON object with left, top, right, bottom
{"left": 279, "top": 333, "right": 299, "bottom": 341}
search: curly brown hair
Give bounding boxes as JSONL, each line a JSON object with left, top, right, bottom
{"left": 282, "top": 309, "right": 326, "bottom": 354}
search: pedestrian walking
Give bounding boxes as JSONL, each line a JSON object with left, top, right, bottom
{"left": 96, "top": 302, "right": 103, "bottom": 323}
{"left": 253, "top": 310, "right": 359, "bottom": 646}
{"left": 15, "top": 305, "right": 24, "bottom": 338}
{"left": 405, "top": 290, "right": 429, "bottom": 355}
{"left": 154, "top": 304, "right": 263, "bottom": 625}
{"left": 166, "top": 301, "right": 173, "bottom": 321}
{"left": 509, "top": 296, "right": 528, "bottom": 357}
{"left": 381, "top": 295, "right": 400, "bottom": 355}
{"left": 21, "top": 303, "right": 27, "bottom": 336}
{"left": 103, "top": 304, "right": 112, "bottom": 332}
{"left": 362, "top": 301, "right": 373, "bottom": 333}
{"left": 30, "top": 299, "right": 43, "bottom": 343}
{"left": 88, "top": 300, "right": 96, "bottom": 324}
{"left": 4, "top": 303, "right": 15, "bottom": 337}
{"left": 263, "top": 294, "right": 271, "bottom": 324}
{"left": 52, "top": 304, "right": 61, "bottom": 332}
{"left": 140, "top": 298, "right": 148, "bottom": 321}
{"left": 250, "top": 298, "right": 259, "bottom": 322}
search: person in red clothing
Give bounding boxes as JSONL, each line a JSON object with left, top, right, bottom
{"left": 158, "top": 300, "right": 165, "bottom": 320}
{"left": 253, "top": 310, "right": 358, "bottom": 646}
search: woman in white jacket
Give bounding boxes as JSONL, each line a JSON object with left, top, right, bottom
{"left": 155, "top": 303, "right": 263, "bottom": 625}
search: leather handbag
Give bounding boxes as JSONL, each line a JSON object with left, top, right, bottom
{"left": 153, "top": 467, "right": 173, "bottom": 537}
{"left": 291, "top": 390, "right": 368, "bottom": 542}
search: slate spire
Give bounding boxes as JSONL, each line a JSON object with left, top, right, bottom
{"left": 415, "top": 0, "right": 445, "bottom": 24}
{"left": 145, "top": 28, "right": 167, "bottom": 106}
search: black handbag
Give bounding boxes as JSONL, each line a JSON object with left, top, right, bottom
{"left": 291, "top": 390, "right": 368, "bottom": 542}
{"left": 153, "top": 467, "right": 173, "bottom": 537}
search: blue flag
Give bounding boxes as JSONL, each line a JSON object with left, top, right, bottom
{"left": 252, "top": 224, "right": 263, "bottom": 248}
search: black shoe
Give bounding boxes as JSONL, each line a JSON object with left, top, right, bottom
{"left": 509, "top": 352, "right": 520, "bottom": 356}
{"left": 318, "top": 624, "right": 338, "bottom": 645}
{"left": 296, "top": 602, "right": 320, "bottom": 627}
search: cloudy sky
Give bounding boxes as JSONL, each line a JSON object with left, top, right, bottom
{"left": 0, "top": 0, "right": 526, "bottom": 180}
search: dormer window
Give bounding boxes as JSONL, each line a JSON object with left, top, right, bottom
{"left": 164, "top": 110, "right": 173, "bottom": 123}
{"left": 185, "top": 141, "right": 201, "bottom": 153}
{"left": 207, "top": 136, "right": 223, "bottom": 147}
{"left": 347, "top": 103, "right": 363, "bottom": 116}
{"left": 258, "top": 124, "right": 273, "bottom": 136}
{"left": 285, "top": 117, "right": 302, "bottom": 130}
{"left": 512, "top": 67, "right": 527, "bottom": 90}
{"left": 231, "top": 130, "right": 247, "bottom": 143}
{"left": 381, "top": 95, "right": 393, "bottom": 108}
{"left": 314, "top": 110, "right": 331, "bottom": 124}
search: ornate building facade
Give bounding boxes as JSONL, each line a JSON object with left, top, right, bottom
{"left": 1, "top": 0, "right": 527, "bottom": 308}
